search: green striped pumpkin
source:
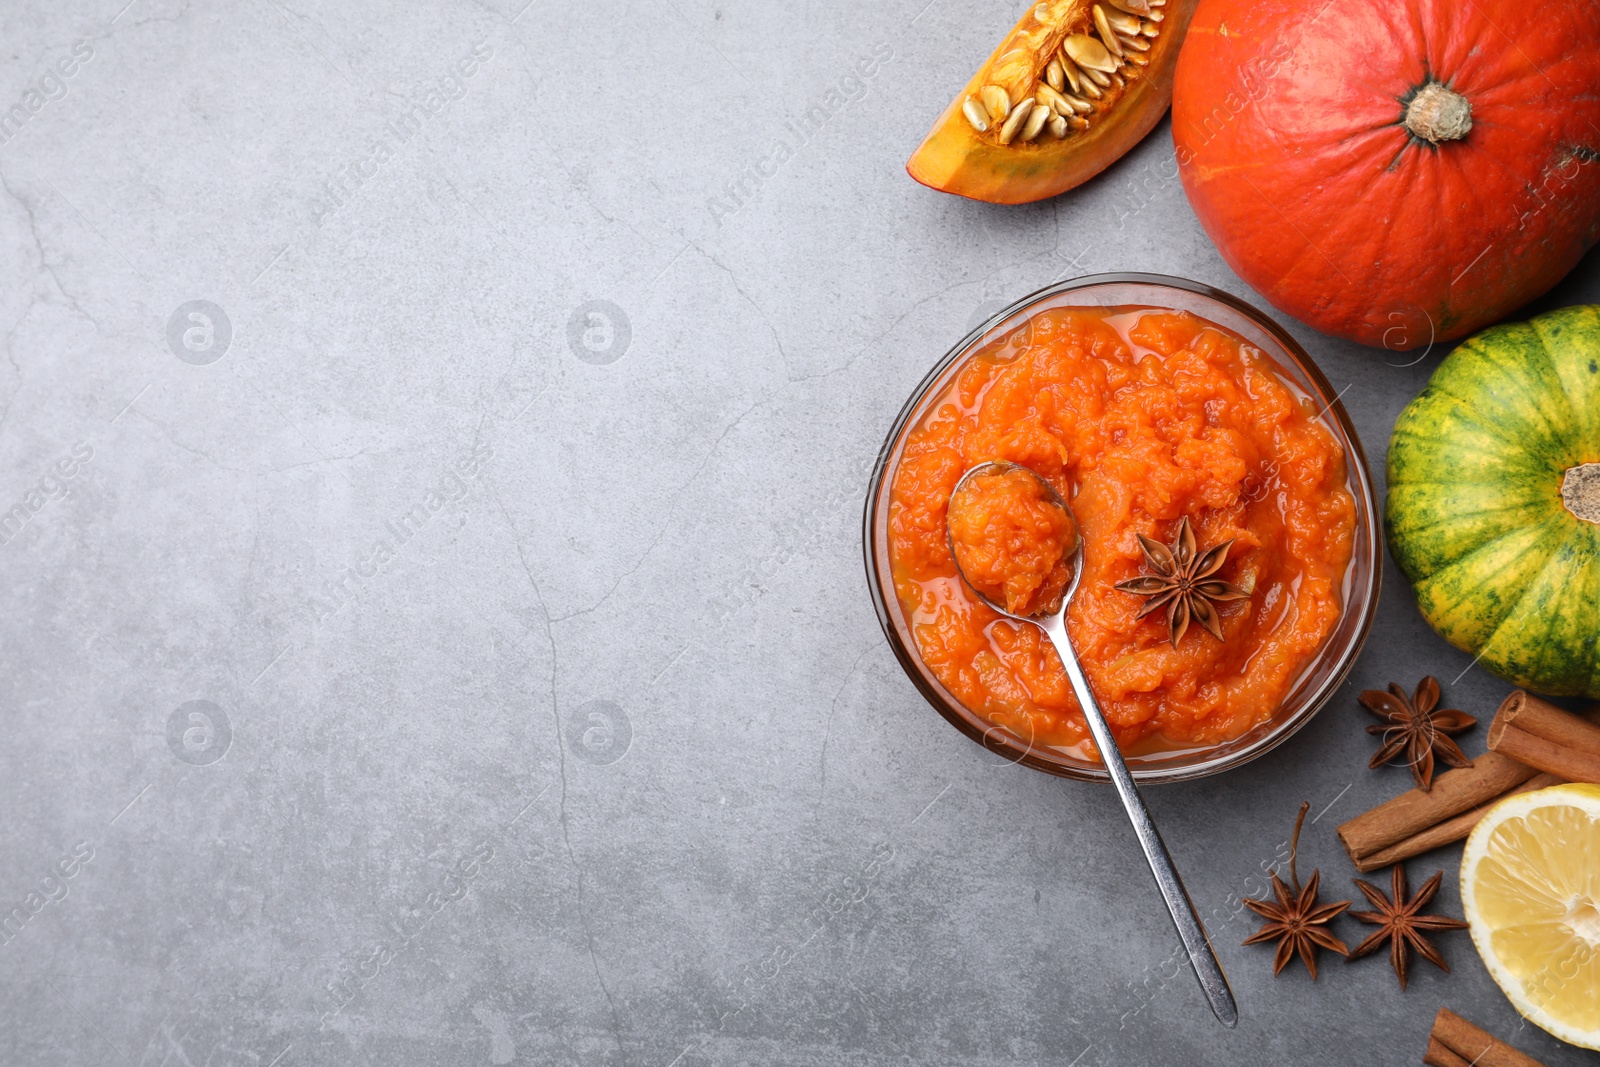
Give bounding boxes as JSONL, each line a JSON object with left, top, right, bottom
{"left": 1387, "top": 305, "right": 1600, "bottom": 698}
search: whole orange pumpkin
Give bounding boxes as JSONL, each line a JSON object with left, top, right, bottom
{"left": 1172, "top": 0, "right": 1600, "bottom": 350}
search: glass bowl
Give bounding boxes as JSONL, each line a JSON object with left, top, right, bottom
{"left": 861, "top": 273, "right": 1381, "bottom": 783}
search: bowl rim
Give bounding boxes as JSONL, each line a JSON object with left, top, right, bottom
{"left": 861, "top": 271, "right": 1382, "bottom": 783}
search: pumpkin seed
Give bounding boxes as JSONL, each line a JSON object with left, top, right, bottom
{"left": 1093, "top": 8, "right": 1125, "bottom": 57}
{"left": 1069, "top": 115, "right": 1090, "bottom": 130}
{"left": 1035, "top": 82, "right": 1071, "bottom": 115}
{"left": 1106, "top": 0, "right": 1153, "bottom": 13}
{"left": 1060, "top": 52, "right": 1084, "bottom": 93}
{"left": 1101, "top": 6, "right": 1142, "bottom": 35}
{"left": 980, "top": 84, "right": 1011, "bottom": 122}
{"left": 1021, "top": 103, "right": 1050, "bottom": 141}
{"left": 1045, "top": 57, "right": 1066, "bottom": 92}
{"left": 997, "top": 96, "right": 1034, "bottom": 144}
{"left": 1120, "top": 32, "right": 1151, "bottom": 51}
{"left": 1141, "top": 19, "right": 1159, "bottom": 35}
{"left": 1064, "top": 33, "right": 1118, "bottom": 73}
{"left": 1125, "top": 50, "right": 1149, "bottom": 66}
{"left": 1146, "top": 8, "right": 1165, "bottom": 22}
{"left": 1078, "top": 74, "right": 1104, "bottom": 99}
{"left": 1059, "top": 90, "right": 1093, "bottom": 113}
{"left": 962, "top": 96, "right": 990, "bottom": 132}
{"left": 1083, "top": 65, "right": 1112, "bottom": 87}
{"left": 1048, "top": 114, "right": 1069, "bottom": 138}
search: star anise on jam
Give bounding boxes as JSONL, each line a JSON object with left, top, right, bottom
{"left": 1347, "top": 865, "right": 1468, "bottom": 990}
{"left": 1360, "top": 676, "right": 1476, "bottom": 792}
{"left": 1115, "top": 516, "right": 1251, "bottom": 648}
{"left": 1242, "top": 802, "right": 1351, "bottom": 980}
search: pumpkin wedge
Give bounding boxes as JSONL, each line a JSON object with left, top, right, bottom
{"left": 907, "top": 0, "right": 1196, "bottom": 204}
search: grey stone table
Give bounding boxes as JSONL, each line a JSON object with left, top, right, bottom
{"left": 2, "top": 3, "right": 1595, "bottom": 1065}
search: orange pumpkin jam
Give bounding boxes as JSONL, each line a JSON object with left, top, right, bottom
{"left": 948, "top": 465, "right": 1077, "bottom": 616}
{"left": 888, "top": 306, "right": 1356, "bottom": 760}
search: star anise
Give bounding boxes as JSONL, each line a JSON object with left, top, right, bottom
{"left": 1348, "top": 865, "right": 1468, "bottom": 989}
{"left": 1115, "top": 516, "right": 1251, "bottom": 648}
{"left": 1360, "top": 676, "right": 1476, "bottom": 792}
{"left": 1242, "top": 801, "right": 1351, "bottom": 980}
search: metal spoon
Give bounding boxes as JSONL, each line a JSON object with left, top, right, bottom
{"left": 947, "top": 460, "right": 1238, "bottom": 1028}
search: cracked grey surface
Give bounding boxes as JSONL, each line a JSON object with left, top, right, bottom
{"left": 3, "top": 2, "right": 1598, "bottom": 1065}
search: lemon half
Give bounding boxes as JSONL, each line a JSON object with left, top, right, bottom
{"left": 1462, "top": 783, "right": 1600, "bottom": 1050}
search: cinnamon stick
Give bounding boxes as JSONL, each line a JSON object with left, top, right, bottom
{"left": 1427, "top": 1008, "right": 1548, "bottom": 1067}
{"left": 1494, "top": 690, "right": 1600, "bottom": 749}
{"left": 1354, "top": 772, "right": 1563, "bottom": 871}
{"left": 1338, "top": 751, "right": 1541, "bottom": 868}
{"left": 1422, "top": 1036, "right": 1472, "bottom": 1067}
{"left": 1488, "top": 691, "right": 1600, "bottom": 784}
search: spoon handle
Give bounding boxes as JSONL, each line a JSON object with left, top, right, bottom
{"left": 1040, "top": 614, "right": 1239, "bottom": 1028}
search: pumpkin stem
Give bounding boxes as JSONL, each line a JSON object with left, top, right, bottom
{"left": 1564, "top": 463, "right": 1600, "bottom": 524}
{"left": 1405, "top": 82, "right": 1472, "bottom": 145}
